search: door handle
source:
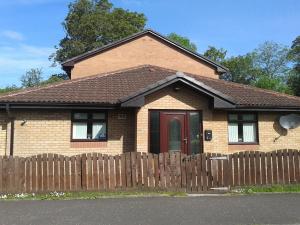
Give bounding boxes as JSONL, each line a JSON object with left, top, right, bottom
{"left": 183, "top": 138, "right": 188, "bottom": 144}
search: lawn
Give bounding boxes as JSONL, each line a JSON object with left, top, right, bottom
{"left": 232, "top": 184, "right": 300, "bottom": 194}
{"left": 0, "top": 190, "right": 187, "bottom": 201}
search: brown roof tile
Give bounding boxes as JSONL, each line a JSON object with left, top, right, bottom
{"left": 0, "top": 65, "right": 300, "bottom": 108}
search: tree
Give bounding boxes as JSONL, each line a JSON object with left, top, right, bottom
{"left": 0, "top": 85, "right": 20, "bottom": 95}
{"left": 41, "top": 73, "right": 69, "bottom": 85}
{"left": 254, "top": 75, "right": 292, "bottom": 94}
{"left": 222, "top": 54, "right": 265, "bottom": 84}
{"left": 21, "top": 68, "right": 43, "bottom": 88}
{"left": 51, "top": 0, "right": 147, "bottom": 63}
{"left": 287, "top": 36, "right": 300, "bottom": 96}
{"left": 288, "top": 36, "right": 300, "bottom": 74}
{"left": 167, "top": 33, "right": 197, "bottom": 52}
{"left": 252, "top": 41, "right": 290, "bottom": 79}
{"left": 203, "top": 46, "right": 227, "bottom": 63}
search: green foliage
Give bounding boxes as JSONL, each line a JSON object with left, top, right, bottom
{"left": 289, "top": 36, "right": 300, "bottom": 73}
{"left": 167, "top": 33, "right": 197, "bottom": 52}
{"left": 234, "top": 184, "right": 300, "bottom": 194}
{"left": 203, "top": 46, "right": 227, "bottom": 63}
{"left": 51, "top": 0, "right": 147, "bottom": 63}
{"left": 252, "top": 41, "right": 290, "bottom": 78}
{"left": 41, "top": 73, "right": 69, "bottom": 86}
{"left": 21, "top": 68, "right": 43, "bottom": 88}
{"left": 222, "top": 54, "right": 264, "bottom": 84}
{"left": 287, "top": 71, "right": 300, "bottom": 96}
{"left": 0, "top": 85, "right": 20, "bottom": 94}
{"left": 253, "top": 75, "right": 292, "bottom": 94}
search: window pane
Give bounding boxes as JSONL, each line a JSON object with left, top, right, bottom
{"left": 189, "top": 112, "right": 200, "bottom": 154}
{"left": 242, "top": 114, "right": 255, "bottom": 121}
{"left": 74, "top": 113, "right": 88, "bottom": 120}
{"left": 73, "top": 122, "right": 87, "bottom": 139}
{"left": 168, "top": 119, "right": 181, "bottom": 152}
{"left": 93, "top": 113, "right": 106, "bottom": 120}
{"left": 243, "top": 123, "right": 256, "bottom": 142}
{"left": 92, "top": 122, "right": 106, "bottom": 139}
{"left": 228, "top": 123, "right": 239, "bottom": 142}
{"left": 150, "top": 112, "right": 160, "bottom": 154}
{"left": 228, "top": 114, "right": 238, "bottom": 121}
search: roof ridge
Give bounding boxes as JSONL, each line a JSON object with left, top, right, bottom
{"left": 0, "top": 65, "right": 173, "bottom": 100}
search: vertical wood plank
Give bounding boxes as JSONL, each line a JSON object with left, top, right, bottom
{"left": 272, "top": 151, "right": 278, "bottom": 184}
{"left": 164, "top": 153, "right": 170, "bottom": 188}
{"left": 19, "top": 158, "right": 26, "bottom": 193}
{"left": 81, "top": 154, "right": 87, "bottom": 191}
{"left": 131, "top": 152, "right": 137, "bottom": 188}
{"left": 288, "top": 149, "right": 295, "bottom": 183}
{"left": 104, "top": 155, "right": 109, "bottom": 190}
{"left": 25, "top": 158, "right": 31, "bottom": 193}
{"left": 92, "top": 153, "right": 98, "bottom": 190}
{"left": 201, "top": 154, "right": 207, "bottom": 191}
{"left": 233, "top": 153, "right": 239, "bottom": 186}
{"left": 277, "top": 150, "right": 283, "bottom": 184}
{"left": 175, "top": 152, "right": 181, "bottom": 190}
{"left": 76, "top": 155, "right": 82, "bottom": 191}
{"left": 136, "top": 152, "right": 142, "bottom": 187}
{"left": 98, "top": 154, "right": 104, "bottom": 190}
{"left": 121, "top": 153, "right": 126, "bottom": 188}
{"left": 191, "top": 156, "right": 197, "bottom": 192}
{"left": 255, "top": 152, "right": 261, "bottom": 185}
{"left": 266, "top": 152, "right": 272, "bottom": 185}
{"left": 42, "top": 154, "right": 48, "bottom": 192}
{"left": 154, "top": 154, "right": 159, "bottom": 188}
{"left": 239, "top": 152, "right": 244, "bottom": 186}
{"left": 294, "top": 151, "right": 300, "bottom": 183}
{"left": 142, "top": 153, "right": 148, "bottom": 188}
{"left": 71, "top": 156, "right": 76, "bottom": 191}
{"left": 159, "top": 153, "right": 165, "bottom": 188}
{"left": 283, "top": 149, "right": 289, "bottom": 184}
{"left": 109, "top": 155, "right": 115, "bottom": 190}
{"left": 261, "top": 152, "right": 266, "bottom": 185}
{"left": 244, "top": 151, "right": 250, "bottom": 185}
{"left": 48, "top": 154, "right": 54, "bottom": 191}
{"left": 148, "top": 153, "right": 155, "bottom": 188}
{"left": 0, "top": 156, "right": 2, "bottom": 193}
{"left": 125, "top": 153, "right": 132, "bottom": 188}
{"left": 249, "top": 151, "right": 255, "bottom": 185}
{"left": 65, "top": 156, "right": 70, "bottom": 192}
{"left": 36, "top": 155, "right": 42, "bottom": 192}
{"left": 196, "top": 154, "right": 202, "bottom": 192}
{"left": 115, "top": 155, "right": 121, "bottom": 189}
{"left": 14, "top": 157, "right": 20, "bottom": 193}
{"left": 185, "top": 156, "right": 192, "bottom": 192}
{"left": 169, "top": 153, "right": 176, "bottom": 189}
{"left": 87, "top": 154, "right": 92, "bottom": 190}
{"left": 53, "top": 155, "right": 59, "bottom": 191}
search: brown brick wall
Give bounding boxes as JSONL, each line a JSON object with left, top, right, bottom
{"left": 0, "top": 99, "right": 299, "bottom": 156}
{"left": 71, "top": 34, "right": 219, "bottom": 79}
{"left": 0, "top": 109, "right": 135, "bottom": 157}
{"left": 135, "top": 86, "right": 300, "bottom": 154}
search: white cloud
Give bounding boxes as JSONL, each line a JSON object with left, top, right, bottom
{"left": 0, "top": 43, "right": 63, "bottom": 87}
{"left": 1, "top": 30, "right": 24, "bottom": 41}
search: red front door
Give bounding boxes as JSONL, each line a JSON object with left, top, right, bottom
{"left": 160, "top": 112, "right": 188, "bottom": 154}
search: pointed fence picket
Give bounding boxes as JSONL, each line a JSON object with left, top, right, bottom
{"left": 0, "top": 149, "right": 299, "bottom": 194}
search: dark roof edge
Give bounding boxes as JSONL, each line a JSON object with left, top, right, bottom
{"left": 61, "top": 29, "right": 228, "bottom": 73}
{"left": 119, "top": 72, "right": 236, "bottom": 107}
{"left": 0, "top": 103, "right": 117, "bottom": 110}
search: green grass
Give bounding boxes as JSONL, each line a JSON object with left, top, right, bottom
{"left": 232, "top": 184, "right": 300, "bottom": 194}
{"left": 0, "top": 190, "right": 187, "bottom": 201}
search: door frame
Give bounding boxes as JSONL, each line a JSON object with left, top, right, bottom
{"left": 148, "top": 109, "right": 203, "bottom": 155}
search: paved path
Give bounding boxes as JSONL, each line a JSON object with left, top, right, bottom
{"left": 0, "top": 194, "right": 299, "bottom": 225}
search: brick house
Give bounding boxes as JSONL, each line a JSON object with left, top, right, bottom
{"left": 0, "top": 29, "right": 300, "bottom": 156}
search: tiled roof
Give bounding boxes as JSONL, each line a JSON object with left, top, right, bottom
{"left": 1, "top": 65, "right": 300, "bottom": 109}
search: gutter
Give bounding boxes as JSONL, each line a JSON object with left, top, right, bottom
{"left": 5, "top": 103, "right": 14, "bottom": 156}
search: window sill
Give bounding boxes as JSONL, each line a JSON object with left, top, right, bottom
{"left": 71, "top": 139, "right": 107, "bottom": 142}
{"left": 228, "top": 142, "right": 259, "bottom": 145}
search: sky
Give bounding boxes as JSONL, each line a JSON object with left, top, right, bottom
{"left": 0, "top": 0, "right": 299, "bottom": 87}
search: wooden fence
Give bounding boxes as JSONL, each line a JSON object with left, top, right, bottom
{"left": 0, "top": 149, "right": 299, "bottom": 194}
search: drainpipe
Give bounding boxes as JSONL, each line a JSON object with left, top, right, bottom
{"left": 5, "top": 103, "right": 14, "bottom": 156}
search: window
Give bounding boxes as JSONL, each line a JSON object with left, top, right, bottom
{"left": 228, "top": 113, "right": 258, "bottom": 144}
{"left": 72, "top": 112, "right": 107, "bottom": 141}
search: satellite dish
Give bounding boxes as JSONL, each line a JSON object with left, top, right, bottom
{"left": 279, "top": 114, "right": 300, "bottom": 130}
